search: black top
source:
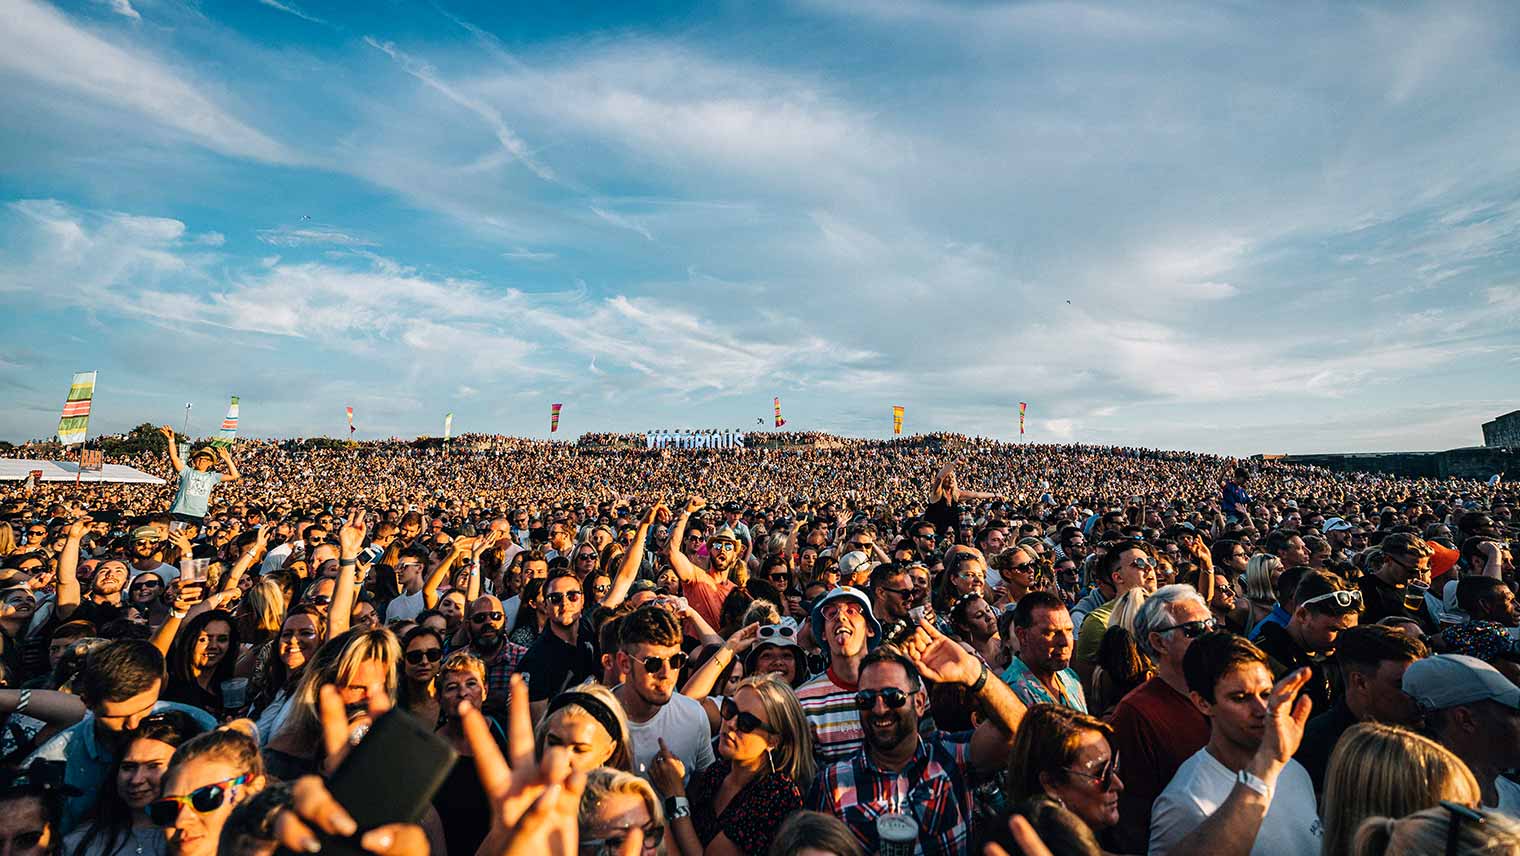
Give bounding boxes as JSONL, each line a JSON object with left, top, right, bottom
{"left": 689, "top": 759, "right": 804, "bottom": 854}
{"left": 1294, "top": 699, "right": 1358, "bottom": 795}
{"left": 924, "top": 496, "right": 960, "bottom": 535}
{"left": 1357, "top": 574, "right": 1430, "bottom": 630}
{"left": 1256, "top": 621, "right": 1335, "bottom": 715}
{"left": 519, "top": 617, "right": 599, "bottom": 701}
{"left": 433, "top": 717, "right": 508, "bottom": 856}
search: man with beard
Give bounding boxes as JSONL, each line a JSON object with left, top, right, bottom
{"left": 56, "top": 518, "right": 126, "bottom": 626}
{"left": 615, "top": 605, "right": 714, "bottom": 779}
{"left": 519, "top": 571, "right": 598, "bottom": 719}
{"left": 457, "top": 595, "right": 527, "bottom": 712}
{"left": 27, "top": 640, "right": 216, "bottom": 832}
{"left": 806, "top": 627, "right": 1026, "bottom": 855}
{"left": 796, "top": 588, "right": 881, "bottom": 766}
{"left": 1443, "top": 576, "right": 1520, "bottom": 684}
{"left": 667, "top": 497, "right": 740, "bottom": 630}
{"left": 126, "top": 527, "right": 177, "bottom": 584}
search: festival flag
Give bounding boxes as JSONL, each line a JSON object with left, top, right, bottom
{"left": 1019, "top": 401, "right": 1027, "bottom": 435}
{"left": 444, "top": 412, "right": 454, "bottom": 442}
{"left": 57, "top": 371, "right": 97, "bottom": 445}
{"left": 346, "top": 406, "right": 355, "bottom": 437}
{"left": 892, "top": 405, "right": 904, "bottom": 436}
{"left": 212, "top": 396, "right": 240, "bottom": 448}
{"left": 550, "top": 403, "right": 562, "bottom": 433}
{"left": 773, "top": 397, "right": 786, "bottom": 427}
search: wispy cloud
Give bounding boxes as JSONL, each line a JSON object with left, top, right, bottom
{"left": 255, "top": 0, "right": 326, "bottom": 25}
{"left": 256, "top": 226, "right": 376, "bottom": 248}
{"left": 589, "top": 206, "right": 653, "bottom": 242}
{"left": 97, "top": 0, "right": 140, "bottom": 21}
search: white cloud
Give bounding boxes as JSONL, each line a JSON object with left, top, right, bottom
{"left": 255, "top": 0, "right": 326, "bottom": 25}
{"left": 589, "top": 206, "right": 653, "bottom": 242}
{"left": 0, "top": 0, "right": 292, "bottom": 162}
{"left": 256, "top": 226, "right": 376, "bottom": 248}
{"left": 97, "top": 0, "right": 140, "bottom": 21}
{"left": 503, "top": 248, "right": 556, "bottom": 261}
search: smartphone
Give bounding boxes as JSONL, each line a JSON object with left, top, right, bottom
{"left": 283, "top": 709, "right": 457, "bottom": 856}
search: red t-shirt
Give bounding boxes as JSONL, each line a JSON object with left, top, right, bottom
{"left": 1106, "top": 676, "right": 1211, "bottom": 854}
{"left": 682, "top": 575, "right": 736, "bottom": 630}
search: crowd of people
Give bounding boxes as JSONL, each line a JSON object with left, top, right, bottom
{"left": 0, "top": 428, "right": 1515, "bottom": 856}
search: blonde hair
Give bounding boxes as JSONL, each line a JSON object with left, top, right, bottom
{"left": 1323, "top": 723, "right": 1482, "bottom": 856}
{"left": 0, "top": 523, "right": 16, "bottom": 557}
{"left": 283, "top": 628, "right": 401, "bottom": 751}
{"left": 245, "top": 579, "right": 287, "bottom": 636}
{"left": 434, "top": 651, "right": 487, "bottom": 695}
{"left": 578, "top": 768, "right": 665, "bottom": 832}
{"left": 731, "top": 674, "right": 815, "bottom": 784}
{"left": 1109, "top": 587, "right": 1149, "bottom": 636}
{"left": 169, "top": 719, "right": 264, "bottom": 779}
{"left": 1352, "top": 805, "right": 1520, "bottom": 856}
{"left": 534, "top": 681, "right": 633, "bottom": 772}
{"left": 1243, "top": 554, "right": 1283, "bottom": 603}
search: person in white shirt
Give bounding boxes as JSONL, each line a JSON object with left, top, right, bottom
{"left": 1403, "top": 654, "right": 1520, "bottom": 818}
{"left": 613, "top": 604, "right": 715, "bottom": 782}
{"left": 1150, "top": 632, "right": 1321, "bottom": 856}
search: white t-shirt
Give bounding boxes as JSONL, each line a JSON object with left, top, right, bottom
{"left": 385, "top": 588, "right": 427, "bottom": 622}
{"left": 1491, "top": 775, "right": 1520, "bottom": 819}
{"left": 625, "top": 692, "right": 716, "bottom": 783}
{"left": 502, "top": 595, "right": 522, "bottom": 631}
{"left": 1150, "top": 749, "right": 1321, "bottom": 856}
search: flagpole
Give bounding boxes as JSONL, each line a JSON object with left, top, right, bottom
{"left": 183, "top": 403, "right": 193, "bottom": 437}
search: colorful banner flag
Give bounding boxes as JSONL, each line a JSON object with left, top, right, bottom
{"left": 892, "top": 405, "right": 904, "bottom": 436}
{"left": 773, "top": 397, "right": 786, "bottom": 427}
{"left": 57, "top": 371, "right": 97, "bottom": 445}
{"left": 346, "top": 406, "right": 355, "bottom": 436}
{"left": 212, "top": 396, "right": 240, "bottom": 448}
{"left": 1019, "top": 401, "right": 1027, "bottom": 435}
{"left": 550, "top": 403, "right": 562, "bottom": 433}
{"left": 444, "top": 412, "right": 454, "bottom": 442}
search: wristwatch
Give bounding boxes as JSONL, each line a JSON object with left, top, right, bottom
{"left": 1236, "top": 769, "right": 1272, "bottom": 799}
{"left": 664, "top": 795, "right": 690, "bottom": 820}
{"left": 968, "top": 661, "right": 990, "bottom": 694}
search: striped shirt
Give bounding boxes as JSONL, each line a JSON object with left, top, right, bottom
{"left": 796, "top": 668, "right": 864, "bottom": 766}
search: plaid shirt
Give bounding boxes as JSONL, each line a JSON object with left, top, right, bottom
{"left": 449, "top": 638, "right": 529, "bottom": 710}
{"left": 807, "top": 729, "right": 976, "bottom": 856}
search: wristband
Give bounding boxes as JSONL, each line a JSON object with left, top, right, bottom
{"left": 170, "top": 608, "right": 188, "bottom": 619}
{"left": 664, "top": 796, "right": 690, "bottom": 820}
{"left": 1236, "top": 769, "right": 1272, "bottom": 799}
{"left": 968, "top": 661, "right": 990, "bottom": 694}
{"left": 15, "top": 689, "right": 31, "bottom": 716}
{"left": 339, "top": 558, "right": 357, "bottom": 568}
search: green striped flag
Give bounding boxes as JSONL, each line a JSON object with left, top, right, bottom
{"left": 57, "top": 371, "right": 96, "bottom": 445}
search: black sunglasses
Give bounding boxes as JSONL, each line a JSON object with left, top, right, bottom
{"left": 855, "top": 687, "right": 910, "bottom": 710}
{"left": 546, "top": 590, "right": 583, "bottom": 606}
{"left": 634, "top": 652, "right": 688, "bottom": 673}
{"left": 147, "top": 774, "right": 248, "bottom": 826}
{"left": 470, "top": 611, "right": 505, "bottom": 623}
{"left": 720, "top": 697, "right": 774, "bottom": 734}
{"left": 405, "top": 648, "right": 443, "bottom": 665}
{"left": 1161, "top": 619, "right": 1217, "bottom": 639}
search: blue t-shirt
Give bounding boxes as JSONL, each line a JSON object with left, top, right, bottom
{"left": 170, "top": 468, "right": 223, "bottom": 518}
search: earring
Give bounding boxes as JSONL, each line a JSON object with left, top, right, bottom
{"left": 766, "top": 747, "right": 775, "bottom": 774}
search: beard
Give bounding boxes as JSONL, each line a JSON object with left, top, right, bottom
{"left": 709, "top": 548, "right": 737, "bottom": 572}
{"left": 471, "top": 628, "right": 503, "bottom": 651}
{"left": 863, "top": 710, "right": 914, "bottom": 752}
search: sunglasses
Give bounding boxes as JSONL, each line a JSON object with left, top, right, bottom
{"left": 132, "top": 579, "right": 164, "bottom": 590}
{"left": 470, "top": 611, "right": 505, "bottom": 623}
{"left": 633, "top": 652, "right": 688, "bottom": 673}
{"left": 855, "top": 687, "right": 910, "bottom": 710}
{"left": 1064, "top": 752, "right": 1121, "bottom": 791}
{"left": 847, "top": 541, "right": 871, "bottom": 551}
{"left": 1441, "top": 800, "right": 1485, "bottom": 856}
{"left": 583, "top": 823, "right": 665, "bottom": 855}
{"left": 546, "top": 590, "right": 583, "bottom": 606}
{"left": 757, "top": 624, "right": 796, "bottom": 641}
{"left": 720, "top": 697, "right": 774, "bottom": 733}
{"left": 27, "top": 530, "right": 47, "bottom": 537}
{"left": 1131, "top": 557, "right": 1159, "bottom": 569}
{"left": 593, "top": 583, "right": 611, "bottom": 594}
{"left": 306, "top": 595, "right": 332, "bottom": 606}
{"left": 405, "top": 648, "right": 443, "bottom": 665}
{"left": 1160, "top": 618, "right": 1217, "bottom": 639}
{"left": 147, "top": 774, "right": 249, "bottom": 825}
{"left": 1007, "top": 562, "right": 1035, "bottom": 573}
{"left": 767, "top": 572, "right": 790, "bottom": 582}
{"left": 879, "top": 586, "right": 914, "bottom": 599}
{"left": 709, "top": 541, "right": 737, "bottom": 553}
{"left": 576, "top": 553, "right": 598, "bottom": 561}
{"left": 1299, "top": 589, "right": 1363, "bottom": 611}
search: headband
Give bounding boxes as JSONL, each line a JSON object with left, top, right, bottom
{"left": 547, "top": 691, "right": 623, "bottom": 743}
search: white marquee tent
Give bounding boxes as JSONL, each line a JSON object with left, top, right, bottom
{"left": 0, "top": 459, "right": 166, "bottom": 484}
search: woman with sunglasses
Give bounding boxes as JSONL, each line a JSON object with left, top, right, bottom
{"left": 65, "top": 711, "right": 203, "bottom": 856}
{"left": 655, "top": 675, "right": 812, "bottom": 856}
{"left": 1005, "top": 704, "right": 1124, "bottom": 844}
{"left": 153, "top": 722, "right": 265, "bottom": 856}
{"left": 579, "top": 768, "right": 667, "bottom": 856}
{"left": 126, "top": 573, "right": 169, "bottom": 627}
{"left": 397, "top": 626, "right": 444, "bottom": 725}
{"left": 247, "top": 605, "right": 324, "bottom": 747}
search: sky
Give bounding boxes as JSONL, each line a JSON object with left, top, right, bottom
{"left": 2, "top": 0, "right": 1519, "bottom": 455}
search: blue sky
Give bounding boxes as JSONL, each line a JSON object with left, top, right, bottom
{"left": 2, "top": 0, "right": 1518, "bottom": 455}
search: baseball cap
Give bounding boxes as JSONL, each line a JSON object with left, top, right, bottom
{"left": 838, "top": 550, "right": 873, "bottom": 580}
{"left": 809, "top": 586, "right": 882, "bottom": 651}
{"left": 628, "top": 579, "right": 660, "bottom": 596}
{"left": 1402, "top": 654, "right": 1520, "bottom": 712}
{"left": 130, "top": 526, "right": 163, "bottom": 543}
{"left": 1428, "top": 541, "right": 1460, "bottom": 577}
{"left": 1322, "top": 517, "right": 1353, "bottom": 533}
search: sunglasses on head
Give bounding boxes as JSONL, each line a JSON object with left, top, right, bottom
{"left": 855, "top": 687, "right": 911, "bottom": 710}
{"left": 470, "top": 611, "right": 505, "bottom": 623}
{"left": 633, "top": 651, "right": 688, "bottom": 673}
{"left": 546, "top": 590, "right": 583, "bottom": 606}
{"left": 1160, "top": 618, "right": 1217, "bottom": 639}
{"left": 147, "top": 774, "right": 249, "bottom": 825}
{"left": 720, "top": 697, "right": 774, "bottom": 734}
{"left": 1299, "top": 589, "right": 1363, "bottom": 611}
{"left": 405, "top": 648, "right": 443, "bottom": 665}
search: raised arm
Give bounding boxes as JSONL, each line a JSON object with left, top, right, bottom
{"left": 681, "top": 624, "right": 758, "bottom": 701}
{"left": 422, "top": 541, "right": 468, "bottom": 610}
{"left": 666, "top": 497, "right": 706, "bottom": 583}
{"left": 160, "top": 425, "right": 185, "bottom": 473}
{"left": 328, "top": 511, "right": 367, "bottom": 639}
{"left": 902, "top": 621, "right": 1026, "bottom": 774}
{"left": 220, "top": 525, "right": 270, "bottom": 595}
{"left": 55, "top": 517, "right": 91, "bottom": 620}
{"left": 0, "top": 689, "right": 86, "bottom": 728}
{"left": 216, "top": 445, "right": 241, "bottom": 483}
{"left": 604, "top": 502, "right": 662, "bottom": 610}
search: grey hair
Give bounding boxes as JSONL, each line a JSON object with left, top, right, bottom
{"left": 1134, "top": 584, "right": 1210, "bottom": 659}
